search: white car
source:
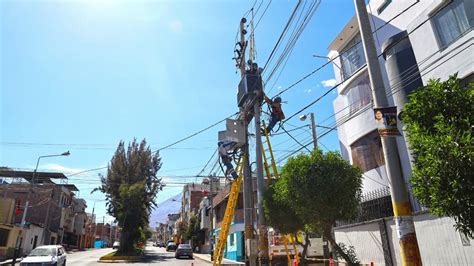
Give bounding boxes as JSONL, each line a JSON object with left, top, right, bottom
{"left": 20, "top": 245, "right": 67, "bottom": 266}
{"left": 112, "top": 241, "right": 120, "bottom": 249}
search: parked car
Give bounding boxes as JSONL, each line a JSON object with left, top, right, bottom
{"left": 112, "top": 241, "right": 120, "bottom": 249}
{"left": 154, "top": 241, "right": 165, "bottom": 247}
{"left": 166, "top": 242, "right": 177, "bottom": 252}
{"left": 20, "top": 245, "right": 67, "bottom": 266}
{"left": 175, "top": 244, "right": 193, "bottom": 259}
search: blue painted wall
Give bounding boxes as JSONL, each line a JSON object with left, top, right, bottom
{"left": 214, "top": 225, "right": 244, "bottom": 261}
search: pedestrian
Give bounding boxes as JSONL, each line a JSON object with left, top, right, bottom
{"left": 217, "top": 140, "right": 238, "bottom": 180}
{"left": 263, "top": 94, "right": 285, "bottom": 133}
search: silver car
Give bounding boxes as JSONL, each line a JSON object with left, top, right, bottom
{"left": 175, "top": 244, "right": 193, "bottom": 259}
{"left": 20, "top": 245, "right": 67, "bottom": 266}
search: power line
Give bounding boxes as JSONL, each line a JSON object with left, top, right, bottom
{"left": 268, "top": 0, "right": 421, "bottom": 99}
{"left": 155, "top": 112, "right": 238, "bottom": 152}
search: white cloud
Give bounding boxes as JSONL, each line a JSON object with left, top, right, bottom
{"left": 321, "top": 79, "right": 337, "bottom": 87}
{"left": 41, "top": 163, "right": 85, "bottom": 176}
{"left": 304, "top": 88, "right": 312, "bottom": 93}
{"left": 169, "top": 19, "right": 183, "bottom": 33}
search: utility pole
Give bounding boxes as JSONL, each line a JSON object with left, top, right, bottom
{"left": 354, "top": 1, "right": 422, "bottom": 265}
{"left": 238, "top": 17, "right": 257, "bottom": 266}
{"left": 254, "top": 98, "right": 269, "bottom": 265}
{"left": 102, "top": 216, "right": 105, "bottom": 248}
{"left": 209, "top": 175, "right": 214, "bottom": 260}
{"left": 309, "top": 113, "right": 318, "bottom": 150}
{"left": 247, "top": 14, "right": 269, "bottom": 265}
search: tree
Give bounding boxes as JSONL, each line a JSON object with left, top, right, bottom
{"left": 263, "top": 180, "right": 309, "bottom": 257}
{"left": 184, "top": 214, "right": 201, "bottom": 249}
{"left": 264, "top": 149, "right": 362, "bottom": 265}
{"left": 93, "top": 139, "right": 163, "bottom": 254}
{"left": 402, "top": 75, "right": 473, "bottom": 237}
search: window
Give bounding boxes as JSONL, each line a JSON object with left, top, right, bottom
{"left": 340, "top": 34, "right": 366, "bottom": 80}
{"left": 351, "top": 131, "right": 385, "bottom": 172}
{"left": 0, "top": 228, "right": 9, "bottom": 246}
{"left": 377, "top": 0, "right": 392, "bottom": 14}
{"left": 432, "top": 0, "right": 473, "bottom": 48}
{"left": 345, "top": 73, "right": 372, "bottom": 114}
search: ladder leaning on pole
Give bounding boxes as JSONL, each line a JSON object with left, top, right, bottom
{"left": 213, "top": 154, "right": 245, "bottom": 266}
{"left": 262, "top": 121, "right": 297, "bottom": 265}
{"left": 261, "top": 120, "right": 279, "bottom": 179}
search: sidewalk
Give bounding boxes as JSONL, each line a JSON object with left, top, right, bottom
{"left": 193, "top": 253, "right": 245, "bottom": 266}
{"left": 0, "top": 258, "right": 22, "bottom": 265}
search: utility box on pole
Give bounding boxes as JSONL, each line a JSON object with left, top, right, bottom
{"left": 237, "top": 74, "right": 263, "bottom": 111}
{"left": 218, "top": 119, "right": 246, "bottom": 147}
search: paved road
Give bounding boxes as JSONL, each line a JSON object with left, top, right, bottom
{"left": 66, "top": 245, "right": 211, "bottom": 266}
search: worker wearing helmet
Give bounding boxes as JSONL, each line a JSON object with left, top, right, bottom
{"left": 263, "top": 94, "right": 285, "bottom": 133}
{"left": 217, "top": 140, "right": 238, "bottom": 180}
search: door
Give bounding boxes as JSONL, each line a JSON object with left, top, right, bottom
{"left": 33, "top": 236, "right": 38, "bottom": 249}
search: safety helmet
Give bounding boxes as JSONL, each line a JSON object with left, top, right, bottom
{"left": 274, "top": 97, "right": 282, "bottom": 103}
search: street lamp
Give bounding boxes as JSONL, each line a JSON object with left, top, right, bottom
{"left": 300, "top": 113, "right": 318, "bottom": 151}
{"left": 33, "top": 151, "right": 71, "bottom": 184}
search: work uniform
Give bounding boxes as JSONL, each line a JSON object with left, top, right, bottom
{"left": 217, "top": 141, "right": 238, "bottom": 179}
{"left": 264, "top": 96, "right": 285, "bottom": 133}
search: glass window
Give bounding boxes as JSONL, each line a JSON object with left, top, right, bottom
{"left": 377, "top": 0, "right": 392, "bottom": 14}
{"left": 340, "top": 34, "right": 366, "bottom": 80}
{"left": 345, "top": 73, "right": 372, "bottom": 114}
{"left": 229, "top": 233, "right": 235, "bottom": 246}
{"left": 350, "top": 131, "right": 385, "bottom": 172}
{"left": 432, "top": 0, "right": 472, "bottom": 48}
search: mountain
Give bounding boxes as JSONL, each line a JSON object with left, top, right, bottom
{"left": 149, "top": 193, "right": 181, "bottom": 227}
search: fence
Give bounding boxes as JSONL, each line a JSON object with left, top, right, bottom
{"left": 336, "top": 187, "right": 393, "bottom": 227}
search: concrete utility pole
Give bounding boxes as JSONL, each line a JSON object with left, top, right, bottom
{"left": 209, "top": 175, "right": 214, "bottom": 260}
{"left": 354, "top": 1, "right": 422, "bottom": 265}
{"left": 248, "top": 19, "right": 269, "bottom": 266}
{"left": 254, "top": 99, "right": 269, "bottom": 265}
{"left": 309, "top": 113, "right": 318, "bottom": 150}
{"left": 238, "top": 17, "right": 257, "bottom": 266}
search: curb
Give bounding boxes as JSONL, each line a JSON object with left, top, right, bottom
{"left": 193, "top": 254, "right": 244, "bottom": 266}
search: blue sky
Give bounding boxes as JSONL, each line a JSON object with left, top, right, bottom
{"left": 0, "top": 0, "right": 355, "bottom": 222}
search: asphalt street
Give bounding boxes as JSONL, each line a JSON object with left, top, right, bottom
{"left": 65, "top": 245, "right": 211, "bottom": 266}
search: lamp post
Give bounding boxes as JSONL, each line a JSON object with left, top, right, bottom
{"left": 299, "top": 113, "right": 318, "bottom": 151}
{"left": 40, "top": 152, "right": 71, "bottom": 246}
{"left": 312, "top": 54, "right": 344, "bottom": 78}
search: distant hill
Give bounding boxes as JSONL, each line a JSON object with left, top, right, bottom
{"left": 149, "top": 193, "right": 181, "bottom": 227}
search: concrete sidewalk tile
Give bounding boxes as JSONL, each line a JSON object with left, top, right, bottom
{"left": 193, "top": 253, "right": 245, "bottom": 265}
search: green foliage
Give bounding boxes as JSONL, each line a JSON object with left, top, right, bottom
{"left": 144, "top": 228, "right": 153, "bottom": 240}
{"left": 263, "top": 180, "right": 304, "bottom": 234}
{"left": 93, "top": 139, "right": 163, "bottom": 253}
{"left": 336, "top": 243, "right": 359, "bottom": 264}
{"left": 402, "top": 75, "right": 474, "bottom": 237}
{"left": 263, "top": 149, "right": 362, "bottom": 263}
{"left": 184, "top": 215, "right": 202, "bottom": 248}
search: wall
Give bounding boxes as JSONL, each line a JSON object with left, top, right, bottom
{"left": 22, "top": 224, "right": 44, "bottom": 254}
{"left": 335, "top": 213, "right": 474, "bottom": 265}
{"left": 335, "top": 221, "right": 386, "bottom": 265}
{"left": 0, "top": 198, "right": 15, "bottom": 224}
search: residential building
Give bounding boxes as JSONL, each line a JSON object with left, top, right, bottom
{"left": 211, "top": 182, "right": 245, "bottom": 262}
{"left": 0, "top": 198, "right": 23, "bottom": 261}
{"left": 328, "top": 0, "right": 473, "bottom": 264}
{"left": 0, "top": 170, "right": 90, "bottom": 253}
{"left": 180, "top": 183, "right": 210, "bottom": 224}
{"left": 197, "top": 177, "right": 224, "bottom": 254}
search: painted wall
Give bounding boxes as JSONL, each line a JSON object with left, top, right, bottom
{"left": 335, "top": 213, "right": 474, "bottom": 265}
{"left": 22, "top": 225, "right": 44, "bottom": 254}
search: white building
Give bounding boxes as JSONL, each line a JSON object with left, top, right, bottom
{"left": 328, "top": 0, "right": 473, "bottom": 264}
